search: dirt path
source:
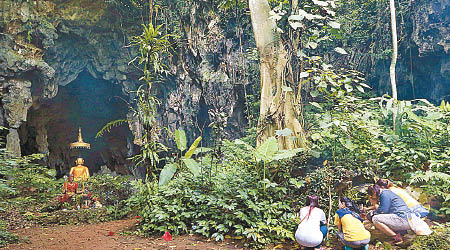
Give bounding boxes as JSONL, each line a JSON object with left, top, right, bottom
{"left": 3, "top": 219, "right": 244, "bottom": 250}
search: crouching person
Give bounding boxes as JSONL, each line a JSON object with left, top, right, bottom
{"left": 376, "top": 179, "right": 429, "bottom": 218}
{"left": 295, "top": 195, "right": 327, "bottom": 250}
{"left": 335, "top": 197, "right": 370, "bottom": 250}
{"left": 368, "top": 185, "right": 411, "bottom": 245}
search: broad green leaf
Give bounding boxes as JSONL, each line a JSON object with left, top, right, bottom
{"left": 310, "top": 150, "right": 321, "bottom": 158}
{"left": 339, "top": 138, "right": 358, "bottom": 151}
{"left": 288, "top": 14, "right": 305, "bottom": 22}
{"left": 184, "top": 136, "right": 202, "bottom": 159}
{"left": 405, "top": 110, "right": 437, "bottom": 130}
{"left": 159, "top": 163, "right": 177, "bottom": 186}
{"left": 300, "top": 72, "right": 309, "bottom": 78}
{"left": 328, "top": 21, "right": 341, "bottom": 29}
{"left": 182, "top": 158, "right": 200, "bottom": 177}
{"left": 355, "top": 85, "right": 364, "bottom": 93}
{"left": 307, "top": 42, "right": 318, "bottom": 49}
{"left": 312, "top": 0, "right": 328, "bottom": 7}
{"left": 272, "top": 148, "right": 304, "bottom": 161}
{"left": 311, "top": 133, "right": 322, "bottom": 141}
{"left": 255, "top": 137, "right": 278, "bottom": 162}
{"left": 310, "top": 90, "right": 319, "bottom": 97}
{"left": 288, "top": 20, "right": 304, "bottom": 30}
{"left": 425, "top": 112, "right": 443, "bottom": 120}
{"left": 310, "top": 102, "right": 322, "bottom": 109}
{"left": 175, "top": 129, "right": 187, "bottom": 151}
{"left": 334, "top": 47, "right": 348, "bottom": 55}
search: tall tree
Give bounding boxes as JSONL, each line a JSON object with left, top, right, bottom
{"left": 389, "top": 0, "right": 398, "bottom": 128}
{"left": 149, "top": 0, "right": 153, "bottom": 25}
{"left": 248, "top": 0, "right": 306, "bottom": 149}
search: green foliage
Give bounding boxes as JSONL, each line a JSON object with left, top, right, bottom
{"left": 131, "top": 23, "right": 174, "bottom": 78}
{"left": 408, "top": 223, "right": 450, "bottom": 250}
{"left": 0, "top": 220, "right": 18, "bottom": 248}
{"left": 159, "top": 129, "right": 203, "bottom": 186}
{"left": 174, "top": 129, "right": 187, "bottom": 152}
{"left": 440, "top": 100, "right": 450, "bottom": 112}
{"left": 126, "top": 144, "right": 298, "bottom": 248}
{"left": 0, "top": 151, "right": 59, "bottom": 198}
{"left": 409, "top": 171, "right": 450, "bottom": 217}
{"left": 99, "top": 22, "right": 174, "bottom": 179}
{"left": 235, "top": 137, "right": 303, "bottom": 164}
{"left": 95, "top": 119, "right": 129, "bottom": 139}
{"left": 85, "top": 174, "right": 135, "bottom": 207}
{"left": 128, "top": 23, "right": 174, "bottom": 177}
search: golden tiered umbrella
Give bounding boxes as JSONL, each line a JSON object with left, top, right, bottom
{"left": 70, "top": 127, "right": 91, "bottom": 149}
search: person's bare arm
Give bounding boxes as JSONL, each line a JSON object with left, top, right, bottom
{"left": 364, "top": 196, "right": 379, "bottom": 211}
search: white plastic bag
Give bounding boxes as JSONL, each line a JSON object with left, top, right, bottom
{"left": 408, "top": 214, "right": 432, "bottom": 236}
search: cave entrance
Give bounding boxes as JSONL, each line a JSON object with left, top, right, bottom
{"left": 20, "top": 70, "right": 133, "bottom": 177}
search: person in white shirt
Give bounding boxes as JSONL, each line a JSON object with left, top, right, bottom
{"left": 295, "top": 195, "right": 327, "bottom": 250}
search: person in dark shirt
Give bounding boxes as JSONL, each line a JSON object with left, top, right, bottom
{"left": 367, "top": 185, "right": 411, "bottom": 245}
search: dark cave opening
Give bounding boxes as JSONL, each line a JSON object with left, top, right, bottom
{"left": 20, "top": 70, "right": 133, "bottom": 176}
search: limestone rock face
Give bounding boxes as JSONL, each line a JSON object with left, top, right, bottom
{"left": 412, "top": 1, "right": 450, "bottom": 102}
{"left": 368, "top": 0, "right": 450, "bottom": 102}
{"left": 157, "top": 4, "right": 253, "bottom": 146}
{"left": 6, "top": 128, "right": 21, "bottom": 157}
{"left": 412, "top": 1, "right": 450, "bottom": 56}
{"left": 1, "top": 79, "right": 32, "bottom": 129}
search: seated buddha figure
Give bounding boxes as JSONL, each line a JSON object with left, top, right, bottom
{"left": 70, "top": 157, "right": 90, "bottom": 182}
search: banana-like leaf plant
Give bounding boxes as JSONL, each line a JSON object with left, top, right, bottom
{"left": 159, "top": 129, "right": 204, "bottom": 186}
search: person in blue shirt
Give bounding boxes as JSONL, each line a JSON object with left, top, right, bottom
{"left": 367, "top": 185, "right": 411, "bottom": 245}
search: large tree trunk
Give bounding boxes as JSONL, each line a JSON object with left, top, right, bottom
{"left": 249, "top": 0, "right": 306, "bottom": 149}
{"left": 149, "top": 0, "right": 153, "bottom": 25}
{"left": 389, "top": 0, "right": 398, "bottom": 128}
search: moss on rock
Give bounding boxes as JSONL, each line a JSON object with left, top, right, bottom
{"left": 408, "top": 224, "right": 450, "bottom": 250}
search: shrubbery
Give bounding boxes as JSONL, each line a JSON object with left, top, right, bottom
{"left": 85, "top": 174, "right": 135, "bottom": 206}
{"left": 127, "top": 142, "right": 300, "bottom": 248}
{"left": 0, "top": 220, "right": 18, "bottom": 248}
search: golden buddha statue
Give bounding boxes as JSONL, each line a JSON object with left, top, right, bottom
{"left": 70, "top": 157, "right": 90, "bottom": 182}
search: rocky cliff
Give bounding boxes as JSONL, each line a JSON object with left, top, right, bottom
{"left": 368, "top": 0, "right": 450, "bottom": 102}
{"left": 0, "top": 0, "right": 254, "bottom": 175}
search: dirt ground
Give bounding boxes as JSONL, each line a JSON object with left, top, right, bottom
{"left": 3, "top": 219, "right": 246, "bottom": 250}
{"left": 2, "top": 218, "right": 413, "bottom": 250}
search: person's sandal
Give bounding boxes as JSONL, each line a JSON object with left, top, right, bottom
{"left": 390, "top": 233, "right": 404, "bottom": 245}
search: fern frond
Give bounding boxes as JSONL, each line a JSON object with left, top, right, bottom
{"left": 96, "top": 119, "right": 129, "bottom": 138}
{"left": 410, "top": 170, "right": 450, "bottom": 184}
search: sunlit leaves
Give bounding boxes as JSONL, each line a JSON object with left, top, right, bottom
{"left": 312, "top": 0, "right": 329, "bottom": 7}
{"left": 334, "top": 47, "right": 348, "bottom": 55}
{"left": 175, "top": 129, "right": 187, "bottom": 152}
{"left": 300, "top": 72, "right": 309, "bottom": 78}
{"left": 159, "top": 130, "right": 203, "bottom": 186}
{"left": 307, "top": 41, "right": 318, "bottom": 49}
{"left": 159, "top": 163, "right": 177, "bottom": 186}
{"left": 181, "top": 158, "right": 200, "bottom": 176}
{"left": 184, "top": 136, "right": 202, "bottom": 159}
{"left": 255, "top": 137, "right": 279, "bottom": 162}
{"left": 234, "top": 137, "right": 301, "bottom": 163}
{"left": 328, "top": 21, "right": 341, "bottom": 29}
